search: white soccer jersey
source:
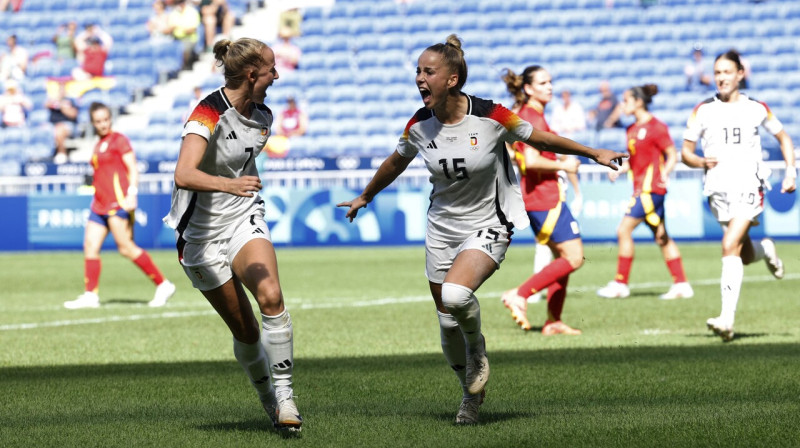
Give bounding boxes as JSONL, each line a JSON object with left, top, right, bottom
{"left": 164, "top": 88, "right": 272, "bottom": 243}
{"left": 397, "top": 94, "right": 533, "bottom": 241}
{"left": 683, "top": 94, "right": 783, "bottom": 195}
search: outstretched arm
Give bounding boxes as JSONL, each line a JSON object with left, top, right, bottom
{"left": 525, "top": 129, "right": 626, "bottom": 169}
{"left": 337, "top": 150, "right": 414, "bottom": 221}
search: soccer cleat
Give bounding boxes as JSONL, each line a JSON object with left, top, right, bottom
{"left": 706, "top": 317, "right": 734, "bottom": 342}
{"left": 260, "top": 391, "right": 279, "bottom": 428}
{"left": 501, "top": 289, "right": 531, "bottom": 331}
{"left": 659, "top": 282, "right": 694, "bottom": 300}
{"left": 596, "top": 281, "right": 630, "bottom": 299}
{"left": 761, "top": 239, "right": 784, "bottom": 279}
{"left": 64, "top": 291, "right": 100, "bottom": 309}
{"left": 455, "top": 389, "right": 485, "bottom": 425}
{"left": 465, "top": 335, "right": 489, "bottom": 395}
{"left": 275, "top": 396, "right": 303, "bottom": 432}
{"left": 541, "top": 320, "right": 582, "bottom": 336}
{"left": 148, "top": 280, "right": 176, "bottom": 307}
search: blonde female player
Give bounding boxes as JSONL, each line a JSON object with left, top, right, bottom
{"left": 596, "top": 83, "right": 693, "bottom": 300}
{"left": 682, "top": 50, "right": 796, "bottom": 342}
{"left": 164, "top": 37, "right": 302, "bottom": 431}
{"left": 338, "top": 35, "right": 626, "bottom": 424}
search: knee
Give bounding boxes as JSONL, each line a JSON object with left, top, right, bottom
{"left": 654, "top": 232, "right": 670, "bottom": 247}
{"left": 441, "top": 282, "right": 474, "bottom": 314}
{"left": 256, "top": 282, "right": 284, "bottom": 314}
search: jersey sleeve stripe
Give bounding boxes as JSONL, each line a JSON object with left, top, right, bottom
{"left": 488, "top": 104, "right": 523, "bottom": 132}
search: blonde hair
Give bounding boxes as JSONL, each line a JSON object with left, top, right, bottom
{"left": 424, "top": 34, "right": 468, "bottom": 92}
{"left": 213, "top": 38, "right": 268, "bottom": 89}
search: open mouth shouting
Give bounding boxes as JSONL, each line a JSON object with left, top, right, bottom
{"left": 419, "top": 86, "right": 432, "bottom": 106}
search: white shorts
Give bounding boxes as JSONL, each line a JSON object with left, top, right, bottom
{"left": 425, "top": 226, "right": 511, "bottom": 284}
{"left": 179, "top": 207, "right": 272, "bottom": 291}
{"left": 708, "top": 190, "right": 763, "bottom": 225}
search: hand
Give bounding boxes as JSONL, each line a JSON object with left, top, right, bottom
{"left": 703, "top": 157, "right": 718, "bottom": 170}
{"left": 336, "top": 196, "right": 369, "bottom": 222}
{"left": 781, "top": 175, "right": 796, "bottom": 194}
{"left": 227, "top": 175, "right": 262, "bottom": 197}
{"left": 607, "top": 170, "right": 620, "bottom": 182}
{"left": 122, "top": 193, "right": 137, "bottom": 212}
{"left": 561, "top": 157, "right": 580, "bottom": 174}
{"left": 594, "top": 149, "right": 628, "bottom": 170}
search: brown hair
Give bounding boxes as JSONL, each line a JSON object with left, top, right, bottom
{"left": 424, "top": 34, "right": 468, "bottom": 92}
{"left": 213, "top": 38, "right": 268, "bottom": 89}
{"left": 628, "top": 84, "right": 659, "bottom": 110}
{"left": 89, "top": 102, "right": 110, "bottom": 117}
{"left": 715, "top": 49, "right": 745, "bottom": 72}
{"left": 502, "top": 65, "right": 545, "bottom": 109}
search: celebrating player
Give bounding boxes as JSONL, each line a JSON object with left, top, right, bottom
{"left": 596, "top": 83, "right": 693, "bottom": 300}
{"left": 64, "top": 102, "right": 176, "bottom": 309}
{"left": 338, "top": 35, "right": 626, "bottom": 424}
{"left": 681, "top": 50, "right": 796, "bottom": 342}
{"left": 498, "top": 66, "right": 586, "bottom": 336}
{"left": 163, "top": 38, "right": 302, "bottom": 431}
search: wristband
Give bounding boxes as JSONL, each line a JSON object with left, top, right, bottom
{"left": 127, "top": 186, "right": 138, "bottom": 196}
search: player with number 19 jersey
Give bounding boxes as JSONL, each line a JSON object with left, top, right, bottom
{"left": 164, "top": 88, "right": 272, "bottom": 243}
{"left": 397, "top": 95, "right": 532, "bottom": 241}
{"left": 684, "top": 94, "right": 783, "bottom": 196}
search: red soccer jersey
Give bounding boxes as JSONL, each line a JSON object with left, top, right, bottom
{"left": 513, "top": 103, "right": 561, "bottom": 211}
{"left": 626, "top": 116, "right": 673, "bottom": 196}
{"left": 90, "top": 132, "right": 133, "bottom": 215}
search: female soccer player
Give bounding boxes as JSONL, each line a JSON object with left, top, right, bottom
{"left": 596, "top": 84, "right": 693, "bottom": 300}
{"left": 498, "top": 66, "right": 585, "bottom": 336}
{"left": 163, "top": 38, "right": 302, "bottom": 431}
{"left": 682, "top": 50, "right": 796, "bottom": 342}
{"left": 338, "top": 35, "right": 626, "bottom": 424}
{"left": 64, "top": 102, "right": 175, "bottom": 309}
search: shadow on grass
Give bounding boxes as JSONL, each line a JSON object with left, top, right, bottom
{"left": 2, "top": 343, "right": 799, "bottom": 444}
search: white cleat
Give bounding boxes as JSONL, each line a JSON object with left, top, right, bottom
{"left": 761, "top": 239, "right": 784, "bottom": 279}
{"left": 596, "top": 281, "right": 630, "bottom": 299}
{"left": 706, "top": 317, "right": 734, "bottom": 342}
{"left": 455, "top": 389, "right": 485, "bottom": 425}
{"left": 465, "top": 335, "right": 489, "bottom": 395}
{"left": 64, "top": 291, "right": 100, "bottom": 309}
{"left": 148, "top": 280, "right": 176, "bottom": 307}
{"left": 659, "top": 282, "right": 694, "bottom": 300}
{"left": 276, "top": 396, "right": 303, "bottom": 432}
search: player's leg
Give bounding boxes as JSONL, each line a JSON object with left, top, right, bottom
{"left": 541, "top": 237, "right": 583, "bottom": 335}
{"left": 528, "top": 243, "right": 553, "bottom": 303}
{"left": 709, "top": 218, "right": 750, "bottom": 341}
{"left": 65, "top": 217, "right": 109, "bottom": 308}
{"left": 107, "top": 212, "right": 175, "bottom": 306}
{"left": 650, "top": 221, "right": 693, "bottom": 300}
{"left": 597, "top": 215, "right": 640, "bottom": 299}
{"left": 232, "top": 233, "right": 301, "bottom": 431}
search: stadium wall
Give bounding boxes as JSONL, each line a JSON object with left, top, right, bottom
{"left": 1, "top": 178, "right": 798, "bottom": 252}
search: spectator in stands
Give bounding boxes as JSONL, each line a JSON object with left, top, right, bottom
{"left": 587, "top": 80, "right": 623, "bottom": 133}
{"left": 550, "top": 89, "right": 586, "bottom": 138}
{"left": 46, "top": 84, "right": 80, "bottom": 164}
{"left": 198, "top": 0, "right": 236, "bottom": 51}
{"left": 167, "top": 0, "right": 201, "bottom": 70}
{"left": 0, "top": 34, "right": 29, "bottom": 83}
{"left": 74, "top": 22, "right": 113, "bottom": 66}
{"left": 275, "top": 96, "right": 307, "bottom": 138}
{"left": 0, "top": 79, "right": 32, "bottom": 128}
{"left": 684, "top": 45, "right": 712, "bottom": 92}
{"left": 273, "top": 27, "right": 301, "bottom": 73}
{"left": 146, "top": 0, "right": 173, "bottom": 43}
{"left": 52, "top": 21, "right": 78, "bottom": 62}
{"left": 0, "top": 0, "right": 23, "bottom": 12}
{"left": 71, "top": 37, "right": 109, "bottom": 79}
{"left": 278, "top": 8, "right": 302, "bottom": 37}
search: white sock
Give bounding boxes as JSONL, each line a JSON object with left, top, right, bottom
{"left": 752, "top": 239, "right": 766, "bottom": 262}
{"left": 261, "top": 310, "right": 294, "bottom": 402}
{"left": 441, "top": 282, "right": 482, "bottom": 348}
{"left": 232, "top": 337, "right": 274, "bottom": 403}
{"left": 437, "top": 311, "right": 470, "bottom": 396}
{"left": 720, "top": 256, "right": 743, "bottom": 325}
{"left": 533, "top": 242, "right": 553, "bottom": 274}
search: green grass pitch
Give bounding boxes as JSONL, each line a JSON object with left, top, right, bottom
{"left": 1, "top": 242, "right": 799, "bottom": 447}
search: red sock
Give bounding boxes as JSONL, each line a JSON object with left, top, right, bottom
{"left": 546, "top": 274, "right": 570, "bottom": 322}
{"left": 133, "top": 251, "right": 165, "bottom": 285}
{"left": 516, "top": 258, "right": 575, "bottom": 298}
{"left": 666, "top": 257, "right": 687, "bottom": 283}
{"left": 615, "top": 256, "right": 633, "bottom": 284}
{"left": 85, "top": 258, "right": 101, "bottom": 293}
